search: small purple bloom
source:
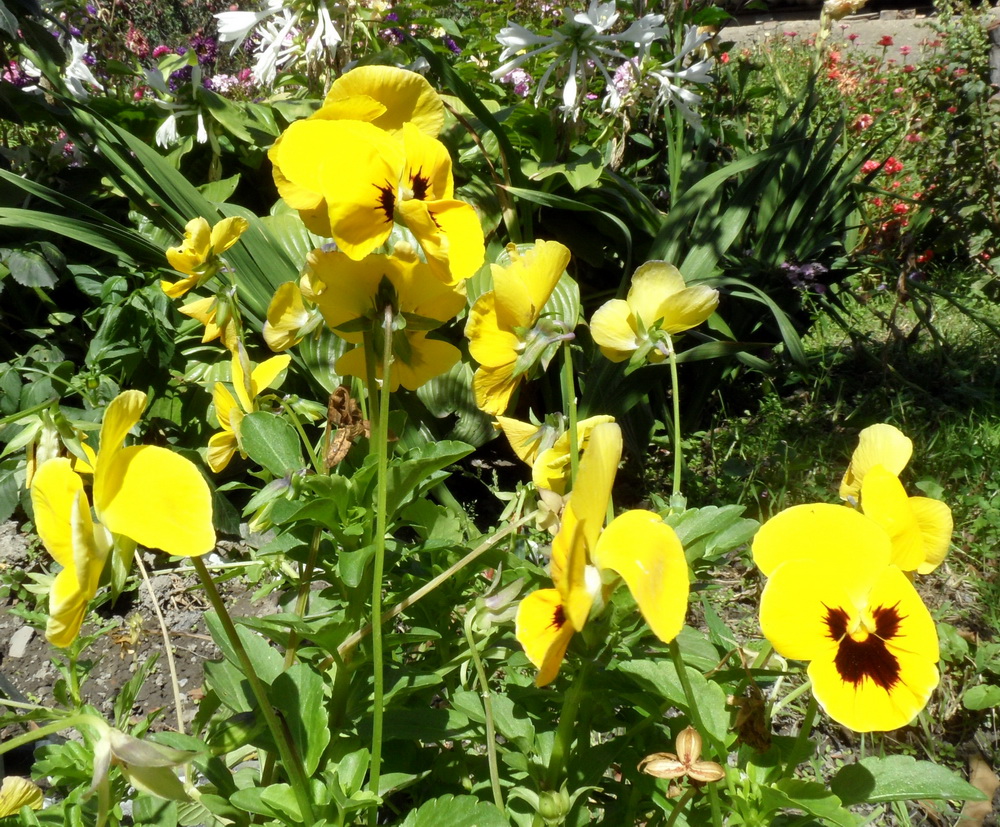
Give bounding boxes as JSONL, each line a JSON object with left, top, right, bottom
{"left": 444, "top": 36, "right": 460, "bottom": 54}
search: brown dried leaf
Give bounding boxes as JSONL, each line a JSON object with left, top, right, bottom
{"left": 959, "top": 752, "right": 999, "bottom": 827}
{"left": 325, "top": 386, "right": 370, "bottom": 468}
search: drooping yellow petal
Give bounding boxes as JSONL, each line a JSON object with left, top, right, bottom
{"left": 93, "top": 390, "right": 148, "bottom": 512}
{"left": 472, "top": 362, "right": 519, "bottom": 416}
{"left": 466, "top": 294, "right": 520, "bottom": 369}
{"left": 96, "top": 445, "right": 215, "bottom": 557}
{"left": 840, "top": 424, "right": 913, "bottom": 502}
{"left": 589, "top": 299, "right": 639, "bottom": 362}
{"left": 860, "top": 465, "right": 926, "bottom": 571}
{"left": 751, "top": 502, "right": 893, "bottom": 595}
{"left": 324, "top": 65, "right": 445, "bottom": 136}
{"left": 47, "top": 565, "right": 90, "bottom": 647}
{"left": 532, "top": 415, "right": 616, "bottom": 494}
{"left": 567, "top": 422, "right": 622, "bottom": 553}
{"left": 551, "top": 512, "right": 594, "bottom": 635}
{"left": 30, "top": 457, "right": 83, "bottom": 568}
{"left": 264, "top": 282, "right": 311, "bottom": 352}
{"left": 0, "top": 776, "right": 44, "bottom": 816}
{"left": 208, "top": 216, "right": 249, "bottom": 254}
{"left": 207, "top": 430, "right": 239, "bottom": 474}
{"left": 165, "top": 217, "right": 211, "bottom": 275}
{"left": 657, "top": 284, "right": 720, "bottom": 334}
{"left": 629, "top": 261, "right": 718, "bottom": 334}
{"left": 160, "top": 274, "right": 200, "bottom": 300}
{"left": 593, "top": 509, "right": 689, "bottom": 643}
{"left": 807, "top": 566, "right": 939, "bottom": 732}
{"left": 515, "top": 588, "right": 575, "bottom": 687}
{"left": 496, "top": 417, "right": 545, "bottom": 466}
{"left": 396, "top": 198, "right": 485, "bottom": 284}
{"left": 911, "top": 497, "right": 952, "bottom": 574}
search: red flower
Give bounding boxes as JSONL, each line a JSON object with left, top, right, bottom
{"left": 883, "top": 156, "right": 904, "bottom": 175}
{"left": 878, "top": 35, "right": 894, "bottom": 47}
{"left": 916, "top": 249, "right": 934, "bottom": 264}
{"left": 861, "top": 159, "right": 881, "bottom": 174}
{"left": 853, "top": 114, "right": 874, "bottom": 131}
{"left": 892, "top": 203, "right": 909, "bottom": 214}
{"left": 848, "top": 33, "right": 859, "bottom": 42}
{"left": 720, "top": 51, "right": 730, "bottom": 63}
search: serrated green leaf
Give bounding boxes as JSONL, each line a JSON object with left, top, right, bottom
{"left": 399, "top": 794, "right": 509, "bottom": 827}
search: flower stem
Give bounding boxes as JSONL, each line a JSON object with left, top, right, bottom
{"left": 279, "top": 396, "right": 323, "bottom": 475}
{"left": 463, "top": 612, "right": 504, "bottom": 811}
{"left": 664, "top": 784, "right": 698, "bottom": 827}
{"left": 561, "top": 341, "right": 580, "bottom": 484}
{"left": 135, "top": 551, "right": 185, "bottom": 733}
{"left": 785, "top": 694, "right": 818, "bottom": 776}
{"left": 191, "top": 556, "right": 315, "bottom": 822}
{"left": 545, "top": 661, "right": 591, "bottom": 789}
{"left": 664, "top": 333, "right": 684, "bottom": 501}
{"left": 367, "top": 305, "right": 395, "bottom": 825}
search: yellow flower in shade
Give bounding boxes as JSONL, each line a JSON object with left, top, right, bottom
{"left": 306, "top": 244, "right": 465, "bottom": 391}
{"left": 466, "top": 240, "right": 573, "bottom": 416}
{"left": 208, "top": 351, "right": 291, "bottom": 473}
{"left": 162, "top": 216, "right": 249, "bottom": 299}
{"left": 858, "top": 465, "right": 952, "bottom": 574}
{"left": 590, "top": 261, "right": 719, "bottom": 364}
{"left": 263, "top": 281, "right": 321, "bottom": 352}
{"left": 839, "top": 423, "right": 913, "bottom": 503}
{"left": 179, "top": 295, "right": 239, "bottom": 352}
{"left": 268, "top": 68, "right": 483, "bottom": 284}
{"left": 496, "top": 413, "right": 615, "bottom": 495}
{"left": 0, "top": 776, "right": 44, "bottom": 816}
{"left": 30, "top": 391, "right": 215, "bottom": 646}
{"left": 753, "top": 504, "right": 939, "bottom": 732}
{"left": 515, "top": 422, "right": 690, "bottom": 686}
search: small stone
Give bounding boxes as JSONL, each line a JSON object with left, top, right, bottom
{"left": 8, "top": 625, "right": 34, "bottom": 658}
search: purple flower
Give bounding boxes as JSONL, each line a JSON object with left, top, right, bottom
{"left": 780, "top": 260, "right": 829, "bottom": 293}
{"left": 502, "top": 67, "right": 533, "bottom": 98}
{"left": 190, "top": 34, "right": 218, "bottom": 65}
{"left": 444, "top": 36, "right": 460, "bottom": 54}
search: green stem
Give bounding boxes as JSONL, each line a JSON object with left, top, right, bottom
{"left": 0, "top": 396, "right": 58, "bottom": 427}
{"left": 367, "top": 305, "right": 395, "bottom": 825}
{"left": 770, "top": 679, "right": 813, "bottom": 717}
{"left": 463, "top": 612, "right": 504, "bottom": 811}
{"left": 192, "top": 556, "right": 315, "bottom": 823}
{"left": 785, "top": 694, "right": 818, "bottom": 777}
{"left": 663, "top": 784, "right": 698, "bottom": 827}
{"left": 0, "top": 716, "right": 85, "bottom": 758}
{"left": 664, "top": 334, "right": 684, "bottom": 501}
{"left": 545, "top": 661, "right": 591, "bottom": 789}
{"left": 669, "top": 640, "right": 724, "bottom": 762}
{"left": 279, "top": 397, "right": 323, "bottom": 475}
{"left": 283, "top": 526, "right": 324, "bottom": 669}
{"left": 560, "top": 341, "right": 580, "bottom": 485}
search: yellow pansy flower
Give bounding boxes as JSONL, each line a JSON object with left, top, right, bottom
{"left": 839, "top": 423, "right": 913, "bottom": 503}
{"left": 754, "top": 504, "right": 938, "bottom": 732}
{"left": 306, "top": 244, "right": 465, "bottom": 392}
{"left": 162, "top": 216, "right": 249, "bottom": 299}
{"left": 0, "top": 776, "right": 43, "bottom": 817}
{"left": 496, "top": 413, "right": 615, "bottom": 495}
{"left": 179, "top": 295, "right": 239, "bottom": 353}
{"left": 515, "top": 423, "right": 689, "bottom": 686}
{"left": 466, "top": 240, "right": 572, "bottom": 416}
{"left": 590, "top": 261, "right": 719, "bottom": 364}
{"left": 263, "top": 281, "right": 321, "bottom": 352}
{"left": 208, "top": 351, "right": 291, "bottom": 473}
{"left": 30, "top": 391, "right": 215, "bottom": 646}
{"left": 268, "top": 68, "right": 483, "bottom": 284}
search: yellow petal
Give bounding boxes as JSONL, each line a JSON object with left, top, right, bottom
{"left": 400, "top": 123, "right": 454, "bottom": 200}
{"left": 466, "top": 292, "right": 521, "bottom": 369}
{"left": 590, "top": 299, "right": 639, "bottom": 362}
{"left": 567, "top": 422, "right": 622, "bottom": 553}
{"left": 93, "top": 390, "right": 148, "bottom": 514}
{"left": 213, "top": 383, "right": 239, "bottom": 433}
{"left": 209, "top": 216, "right": 249, "bottom": 254}
{"left": 657, "top": 284, "right": 720, "bottom": 334}
{"left": 97, "top": 445, "right": 215, "bottom": 557}
{"left": 31, "top": 457, "right": 83, "bottom": 568}
{"left": 207, "top": 430, "right": 239, "bottom": 474}
{"left": 165, "top": 217, "right": 211, "bottom": 275}
{"left": 514, "top": 588, "right": 575, "bottom": 687}
{"left": 492, "top": 240, "right": 569, "bottom": 329}
{"left": 840, "top": 423, "right": 913, "bottom": 502}
{"left": 911, "top": 497, "right": 952, "bottom": 574}
{"left": 250, "top": 354, "right": 291, "bottom": 399}
{"left": 311, "top": 94, "right": 387, "bottom": 123}
{"left": 532, "top": 415, "right": 616, "bottom": 494}
{"left": 860, "top": 465, "right": 926, "bottom": 571}
{"left": 0, "top": 776, "right": 44, "bottom": 816}
{"left": 47, "top": 565, "right": 90, "bottom": 647}
{"left": 472, "top": 363, "right": 520, "bottom": 416}
{"left": 751, "top": 502, "right": 893, "bottom": 591}
{"left": 759, "top": 558, "right": 855, "bottom": 662}
{"left": 593, "top": 509, "right": 689, "bottom": 643}
{"left": 264, "top": 282, "right": 310, "bottom": 352}
{"left": 396, "top": 198, "right": 485, "bottom": 284}
{"left": 497, "top": 417, "right": 545, "bottom": 466}
{"left": 807, "top": 565, "right": 938, "bottom": 732}
{"left": 160, "top": 274, "right": 200, "bottom": 299}
{"left": 392, "top": 334, "right": 462, "bottom": 391}
{"left": 325, "top": 65, "right": 445, "bottom": 136}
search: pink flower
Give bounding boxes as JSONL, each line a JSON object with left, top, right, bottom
{"left": 853, "top": 113, "right": 874, "bottom": 131}
{"left": 872, "top": 197, "right": 884, "bottom": 207}
{"left": 947, "top": 105, "right": 957, "bottom": 114}
{"left": 905, "top": 133, "right": 922, "bottom": 142}
{"left": 784, "top": 30, "right": 798, "bottom": 37}
{"left": 878, "top": 35, "right": 894, "bottom": 47}
{"left": 899, "top": 45, "right": 911, "bottom": 56}
{"left": 902, "top": 64, "right": 915, "bottom": 73}
{"left": 893, "top": 86, "right": 905, "bottom": 95}
{"left": 720, "top": 51, "right": 730, "bottom": 64}
{"left": 848, "top": 33, "right": 859, "bottom": 42}
{"left": 883, "top": 156, "right": 904, "bottom": 175}
{"left": 152, "top": 45, "right": 170, "bottom": 58}
{"left": 861, "top": 159, "right": 881, "bottom": 174}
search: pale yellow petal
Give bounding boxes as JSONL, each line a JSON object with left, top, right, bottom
{"left": 325, "top": 65, "right": 445, "bottom": 136}
{"left": 840, "top": 424, "right": 913, "bottom": 501}
{"left": 207, "top": 430, "right": 239, "bottom": 474}
{"left": 593, "top": 509, "right": 689, "bottom": 643}
{"left": 250, "top": 355, "right": 291, "bottom": 398}
{"left": 496, "top": 417, "right": 543, "bottom": 466}
{"left": 860, "top": 465, "right": 925, "bottom": 571}
{"left": 472, "top": 363, "right": 519, "bottom": 416}
{"left": 0, "top": 776, "right": 44, "bottom": 816}
{"left": 209, "top": 216, "right": 249, "bottom": 254}
{"left": 30, "top": 457, "right": 83, "bottom": 568}
{"left": 590, "top": 299, "right": 639, "bottom": 362}
{"left": 658, "top": 285, "right": 720, "bottom": 334}
{"left": 911, "top": 497, "right": 952, "bottom": 574}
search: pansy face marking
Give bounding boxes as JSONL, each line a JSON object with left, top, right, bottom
{"left": 824, "top": 602, "right": 904, "bottom": 691}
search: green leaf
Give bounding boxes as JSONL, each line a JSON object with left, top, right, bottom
{"left": 239, "top": 411, "right": 304, "bottom": 476}
{"left": 963, "top": 683, "right": 1000, "bottom": 710}
{"left": 399, "top": 794, "right": 509, "bottom": 827}
{"left": 763, "top": 780, "right": 860, "bottom": 827}
{"left": 0, "top": 247, "right": 58, "bottom": 288}
{"left": 271, "top": 664, "right": 330, "bottom": 776}
{"left": 831, "top": 755, "right": 988, "bottom": 805}
{"left": 385, "top": 440, "right": 474, "bottom": 522}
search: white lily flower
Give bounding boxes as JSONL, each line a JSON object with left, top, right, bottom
{"left": 304, "top": 1, "right": 342, "bottom": 62}
{"left": 215, "top": 0, "right": 284, "bottom": 53}
{"left": 252, "top": 10, "right": 297, "bottom": 85}
{"left": 648, "top": 25, "right": 714, "bottom": 127}
{"left": 64, "top": 38, "right": 102, "bottom": 99}
{"left": 155, "top": 114, "right": 180, "bottom": 147}
{"left": 573, "top": 0, "right": 618, "bottom": 32}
